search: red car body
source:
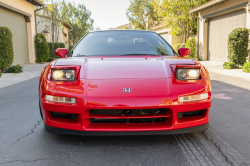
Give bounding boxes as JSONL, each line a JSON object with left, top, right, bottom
{"left": 39, "top": 31, "right": 212, "bottom": 136}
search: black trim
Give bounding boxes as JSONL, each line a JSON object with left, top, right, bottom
{"left": 45, "top": 123, "right": 209, "bottom": 136}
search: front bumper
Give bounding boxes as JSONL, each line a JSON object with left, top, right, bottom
{"left": 45, "top": 123, "right": 209, "bottom": 136}
{"left": 40, "top": 95, "right": 211, "bottom": 133}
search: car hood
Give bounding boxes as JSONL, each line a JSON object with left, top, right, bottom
{"left": 54, "top": 56, "right": 196, "bottom": 79}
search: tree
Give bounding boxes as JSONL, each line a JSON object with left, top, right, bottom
{"left": 126, "top": 0, "right": 159, "bottom": 30}
{"left": 155, "top": 0, "right": 210, "bottom": 43}
{"left": 67, "top": 3, "right": 94, "bottom": 45}
{"left": 94, "top": 27, "right": 102, "bottom": 31}
{"left": 38, "top": 0, "right": 66, "bottom": 43}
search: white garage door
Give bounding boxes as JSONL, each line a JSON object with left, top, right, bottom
{"left": 208, "top": 9, "right": 246, "bottom": 61}
{"left": 0, "top": 7, "right": 29, "bottom": 65}
{"left": 160, "top": 33, "right": 171, "bottom": 44}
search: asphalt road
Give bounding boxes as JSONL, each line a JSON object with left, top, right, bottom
{"left": 0, "top": 72, "right": 250, "bottom": 166}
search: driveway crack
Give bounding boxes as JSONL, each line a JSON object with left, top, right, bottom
{"left": 11, "top": 120, "right": 42, "bottom": 146}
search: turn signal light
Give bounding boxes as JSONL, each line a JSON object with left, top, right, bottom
{"left": 45, "top": 95, "right": 76, "bottom": 104}
{"left": 179, "top": 93, "right": 208, "bottom": 103}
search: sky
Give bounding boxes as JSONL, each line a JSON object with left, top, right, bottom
{"left": 73, "top": 0, "right": 130, "bottom": 30}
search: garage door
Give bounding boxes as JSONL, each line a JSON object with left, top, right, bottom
{"left": 208, "top": 9, "right": 246, "bottom": 61}
{"left": 160, "top": 33, "right": 171, "bottom": 44}
{"left": 0, "top": 7, "right": 29, "bottom": 65}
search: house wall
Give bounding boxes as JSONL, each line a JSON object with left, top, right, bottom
{"left": 198, "top": 0, "right": 250, "bottom": 61}
{"left": 171, "top": 36, "right": 182, "bottom": 45}
{"left": 0, "top": 0, "right": 37, "bottom": 63}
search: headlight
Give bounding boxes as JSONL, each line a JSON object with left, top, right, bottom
{"left": 52, "top": 69, "right": 76, "bottom": 81}
{"left": 176, "top": 68, "right": 200, "bottom": 80}
{"left": 179, "top": 93, "right": 208, "bottom": 103}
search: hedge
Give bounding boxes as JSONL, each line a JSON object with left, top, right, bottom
{"left": 58, "top": 42, "right": 65, "bottom": 48}
{"left": 186, "top": 37, "right": 196, "bottom": 58}
{"left": 0, "top": 27, "right": 14, "bottom": 72}
{"left": 68, "top": 45, "right": 74, "bottom": 54}
{"left": 47, "top": 42, "right": 54, "bottom": 58}
{"left": 5, "top": 64, "right": 23, "bottom": 73}
{"left": 227, "top": 28, "right": 249, "bottom": 65}
{"left": 54, "top": 43, "right": 60, "bottom": 53}
{"left": 243, "top": 62, "right": 250, "bottom": 73}
{"left": 223, "top": 62, "right": 239, "bottom": 69}
{"left": 35, "top": 34, "right": 49, "bottom": 63}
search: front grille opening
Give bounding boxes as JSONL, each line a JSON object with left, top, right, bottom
{"left": 90, "top": 118, "right": 166, "bottom": 124}
{"left": 51, "top": 112, "right": 78, "bottom": 120}
{"left": 177, "top": 110, "right": 204, "bottom": 118}
{"left": 90, "top": 109, "right": 166, "bottom": 115}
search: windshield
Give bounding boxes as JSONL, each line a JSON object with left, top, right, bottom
{"left": 70, "top": 31, "right": 176, "bottom": 57}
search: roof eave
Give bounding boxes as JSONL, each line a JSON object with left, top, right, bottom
{"left": 190, "top": 0, "right": 225, "bottom": 13}
{"left": 26, "top": 0, "right": 45, "bottom": 6}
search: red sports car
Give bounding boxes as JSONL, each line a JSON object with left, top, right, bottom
{"left": 39, "top": 30, "right": 212, "bottom": 136}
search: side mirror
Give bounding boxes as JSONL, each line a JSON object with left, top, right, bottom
{"left": 178, "top": 48, "right": 191, "bottom": 57}
{"left": 55, "top": 48, "right": 67, "bottom": 58}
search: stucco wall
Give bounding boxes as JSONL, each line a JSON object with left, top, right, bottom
{"left": 0, "top": 0, "right": 37, "bottom": 63}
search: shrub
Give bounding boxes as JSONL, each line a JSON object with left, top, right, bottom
{"left": 172, "top": 43, "right": 186, "bottom": 54}
{"left": 47, "top": 57, "right": 58, "bottom": 62}
{"left": 47, "top": 42, "right": 54, "bottom": 58}
{"left": 223, "top": 62, "right": 239, "bottom": 69}
{"left": 0, "top": 27, "right": 14, "bottom": 72}
{"left": 54, "top": 43, "right": 60, "bottom": 51}
{"left": 0, "top": 72, "right": 2, "bottom": 77}
{"left": 243, "top": 62, "right": 250, "bottom": 73}
{"left": 58, "top": 42, "right": 65, "bottom": 48}
{"left": 186, "top": 37, "right": 196, "bottom": 58}
{"left": 179, "top": 43, "right": 186, "bottom": 48}
{"left": 5, "top": 64, "right": 23, "bottom": 73}
{"left": 35, "top": 34, "right": 49, "bottom": 63}
{"left": 228, "top": 28, "right": 249, "bottom": 65}
{"left": 172, "top": 44, "right": 181, "bottom": 53}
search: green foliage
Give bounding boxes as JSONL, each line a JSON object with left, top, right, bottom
{"left": 0, "top": 27, "right": 14, "bottom": 72}
{"left": 67, "top": 3, "right": 94, "bottom": 45}
{"left": 54, "top": 43, "right": 60, "bottom": 51}
{"left": 223, "top": 62, "right": 239, "bottom": 69}
{"left": 35, "top": 34, "right": 49, "bottom": 63}
{"left": 172, "top": 43, "right": 185, "bottom": 53}
{"left": 47, "top": 57, "right": 58, "bottom": 62}
{"left": 243, "top": 62, "right": 250, "bottom": 73}
{"left": 227, "top": 28, "right": 249, "bottom": 65}
{"left": 41, "top": 1, "right": 93, "bottom": 44}
{"left": 0, "top": 72, "right": 2, "bottom": 77}
{"left": 47, "top": 42, "right": 55, "bottom": 58}
{"left": 5, "top": 64, "right": 23, "bottom": 73}
{"left": 185, "top": 37, "right": 196, "bottom": 58}
{"left": 68, "top": 45, "right": 74, "bottom": 54}
{"left": 58, "top": 42, "right": 65, "bottom": 48}
{"left": 155, "top": 0, "right": 210, "bottom": 43}
{"left": 126, "top": 0, "right": 159, "bottom": 30}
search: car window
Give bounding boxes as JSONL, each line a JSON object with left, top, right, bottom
{"left": 71, "top": 31, "right": 176, "bottom": 57}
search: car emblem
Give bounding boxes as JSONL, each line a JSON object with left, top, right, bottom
{"left": 123, "top": 88, "right": 132, "bottom": 93}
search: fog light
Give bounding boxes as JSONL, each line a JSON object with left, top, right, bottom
{"left": 45, "top": 95, "right": 76, "bottom": 104}
{"left": 179, "top": 93, "right": 208, "bottom": 103}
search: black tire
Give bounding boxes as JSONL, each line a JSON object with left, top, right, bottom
{"left": 39, "top": 102, "right": 43, "bottom": 120}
